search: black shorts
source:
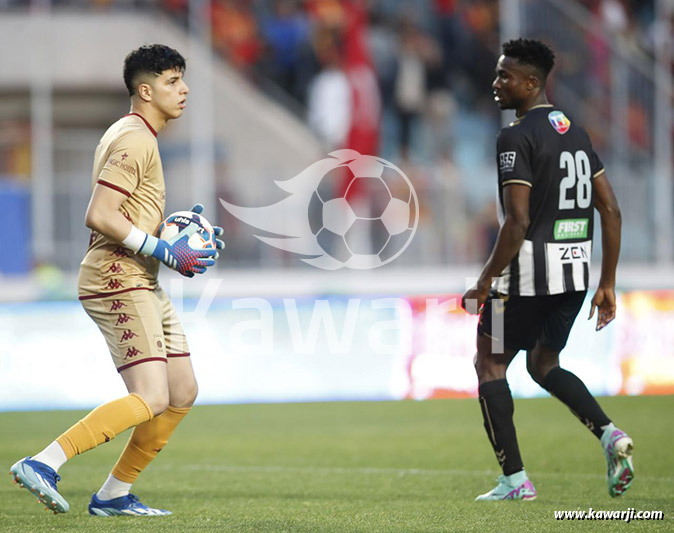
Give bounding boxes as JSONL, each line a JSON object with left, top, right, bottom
{"left": 477, "top": 290, "right": 587, "bottom": 352}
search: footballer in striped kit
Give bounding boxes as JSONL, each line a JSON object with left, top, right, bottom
{"left": 462, "top": 38, "right": 633, "bottom": 502}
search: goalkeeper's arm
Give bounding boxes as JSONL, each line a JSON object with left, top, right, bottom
{"left": 85, "top": 183, "right": 215, "bottom": 276}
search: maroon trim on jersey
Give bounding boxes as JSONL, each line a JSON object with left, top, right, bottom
{"left": 97, "top": 179, "right": 131, "bottom": 198}
{"left": 167, "top": 353, "right": 191, "bottom": 358}
{"left": 79, "top": 287, "right": 152, "bottom": 301}
{"left": 125, "top": 112, "right": 158, "bottom": 137}
{"left": 117, "top": 357, "right": 167, "bottom": 373}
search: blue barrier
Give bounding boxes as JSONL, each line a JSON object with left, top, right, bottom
{"left": 0, "top": 180, "right": 31, "bottom": 274}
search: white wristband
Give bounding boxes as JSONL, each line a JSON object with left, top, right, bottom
{"left": 122, "top": 225, "right": 148, "bottom": 253}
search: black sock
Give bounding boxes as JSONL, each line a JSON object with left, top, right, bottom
{"left": 478, "top": 379, "right": 523, "bottom": 476}
{"left": 542, "top": 367, "right": 611, "bottom": 439}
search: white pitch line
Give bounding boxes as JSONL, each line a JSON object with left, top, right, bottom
{"left": 172, "top": 464, "right": 673, "bottom": 483}
{"left": 178, "top": 465, "right": 494, "bottom": 477}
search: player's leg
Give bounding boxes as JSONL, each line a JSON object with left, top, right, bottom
{"left": 473, "top": 293, "right": 538, "bottom": 501}
{"left": 9, "top": 292, "right": 162, "bottom": 513}
{"left": 91, "top": 288, "right": 195, "bottom": 516}
{"left": 10, "top": 389, "right": 155, "bottom": 514}
{"left": 528, "top": 291, "right": 633, "bottom": 497}
{"left": 101, "top": 357, "right": 196, "bottom": 498}
{"left": 87, "top": 359, "right": 175, "bottom": 516}
{"left": 527, "top": 343, "right": 611, "bottom": 438}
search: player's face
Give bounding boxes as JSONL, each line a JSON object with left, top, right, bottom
{"left": 151, "top": 68, "right": 189, "bottom": 120}
{"left": 492, "top": 55, "right": 531, "bottom": 112}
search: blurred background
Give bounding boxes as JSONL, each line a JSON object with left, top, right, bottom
{"left": 0, "top": 0, "right": 673, "bottom": 410}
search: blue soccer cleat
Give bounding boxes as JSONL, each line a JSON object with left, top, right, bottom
{"left": 9, "top": 457, "right": 70, "bottom": 513}
{"left": 88, "top": 492, "right": 172, "bottom": 516}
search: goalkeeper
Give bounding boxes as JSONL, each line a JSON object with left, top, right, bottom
{"left": 10, "top": 44, "right": 223, "bottom": 516}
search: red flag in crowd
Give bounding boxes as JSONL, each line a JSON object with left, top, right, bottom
{"left": 341, "top": 0, "right": 381, "bottom": 199}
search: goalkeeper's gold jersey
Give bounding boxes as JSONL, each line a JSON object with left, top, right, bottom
{"left": 78, "top": 113, "right": 165, "bottom": 300}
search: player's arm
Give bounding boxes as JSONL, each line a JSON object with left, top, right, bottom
{"left": 462, "top": 183, "right": 530, "bottom": 313}
{"left": 85, "top": 183, "right": 133, "bottom": 242}
{"left": 84, "top": 184, "right": 215, "bottom": 277}
{"left": 589, "top": 172, "right": 621, "bottom": 330}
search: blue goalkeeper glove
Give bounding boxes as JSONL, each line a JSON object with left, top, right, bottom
{"left": 190, "top": 203, "right": 225, "bottom": 253}
{"left": 138, "top": 223, "right": 216, "bottom": 278}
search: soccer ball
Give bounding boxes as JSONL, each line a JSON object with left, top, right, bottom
{"left": 308, "top": 154, "right": 418, "bottom": 269}
{"left": 158, "top": 211, "right": 216, "bottom": 250}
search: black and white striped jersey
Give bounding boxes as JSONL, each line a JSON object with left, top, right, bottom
{"left": 492, "top": 105, "right": 605, "bottom": 296}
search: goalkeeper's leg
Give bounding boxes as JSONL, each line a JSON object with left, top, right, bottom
{"left": 93, "top": 356, "right": 197, "bottom": 509}
{"left": 10, "top": 364, "right": 164, "bottom": 514}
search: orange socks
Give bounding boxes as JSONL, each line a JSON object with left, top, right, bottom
{"left": 56, "top": 393, "right": 153, "bottom": 459}
{"left": 53, "top": 397, "right": 189, "bottom": 484}
{"left": 111, "top": 406, "right": 190, "bottom": 483}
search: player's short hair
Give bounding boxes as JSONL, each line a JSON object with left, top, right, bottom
{"left": 123, "top": 44, "right": 186, "bottom": 96}
{"left": 502, "top": 38, "right": 555, "bottom": 80}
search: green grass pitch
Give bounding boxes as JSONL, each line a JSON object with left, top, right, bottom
{"left": 0, "top": 396, "right": 672, "bottom": 532}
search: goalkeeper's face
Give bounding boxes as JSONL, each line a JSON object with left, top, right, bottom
{"left": 492, "top": 55, "right": 533, "bottom": 112}
{"left": 149, "top": 68, "right": 190, "bottom": 120}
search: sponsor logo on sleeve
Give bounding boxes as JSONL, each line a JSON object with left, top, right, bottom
{"left": 499, "top": 151, "right": 517, "bottom": 173}
{"left": 108, "top": 156, "right": 137, "bottom": 176}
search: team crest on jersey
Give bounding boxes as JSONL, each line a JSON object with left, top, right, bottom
{"left": 548, "top": 111, "right": 570, "bottom": 134}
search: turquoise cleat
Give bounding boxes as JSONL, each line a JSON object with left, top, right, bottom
{"left": 9, "top": 457, "right": 70, "bottom": 513}
{"left": 601, "top": 425, "right": 634, "bottom": 497}
{"left": 476, "top": 471, "right": 537, "bottom": 501}
{"left": 88, "top": 493, "right": 172, "bottom": 516}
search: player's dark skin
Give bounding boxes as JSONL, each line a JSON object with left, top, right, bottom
{"left": 462, "top": 55, "right": 622, "bottom": 385}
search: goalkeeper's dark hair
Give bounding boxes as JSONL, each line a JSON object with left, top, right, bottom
{"left": 123, "top": 44, "right": 186, "bottom": 96}
{"left": 502, "top": 38, "right": 555, "bottom": 80}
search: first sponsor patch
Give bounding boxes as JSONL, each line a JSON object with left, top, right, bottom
{"left": 554, "top": 218, "right": 589, "bottom": 240}
{"left": 548, "top": 111, "right": 571, "bottom": 134}
{"left": 499, "top": 151, "right": 517, "bottom": 173}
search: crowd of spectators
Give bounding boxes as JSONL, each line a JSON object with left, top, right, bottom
{"left": 156, "top": 0, "right": 509, "bottom": 262}
{"left": 157, "top": 0, "right": 665, "bottom": 262}
{"left": 0, "top": 0, "right": 667, "bottom": 266}
{"left": 161, "top": 1, "right": 503, "bottom": 154}
{"left": 156, "top": 1, "right": 665, "bottom": 153}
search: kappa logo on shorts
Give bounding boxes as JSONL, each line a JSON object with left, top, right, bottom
{"left": 499, "top": 151, "right": 517, "bottom": 173}
{"left": 116, "top": 313, "right": 133, "bottom": 326}
{"left": 109, "top": 299, "right": 126, "bottom": 312}
{"left": 111, "top": 247, "right": 129, "bottom": 258}
{"left": 124, "top": 346, "right": 143, "bottom": 360}
{"left": 105, "top": 279, "right": 124, "bottom": 290}
{"left": 106, "top": 263, "right": 125, "bottom": 274}
{"left": 120, "top": 329, "right": 138, "bottom": 342}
